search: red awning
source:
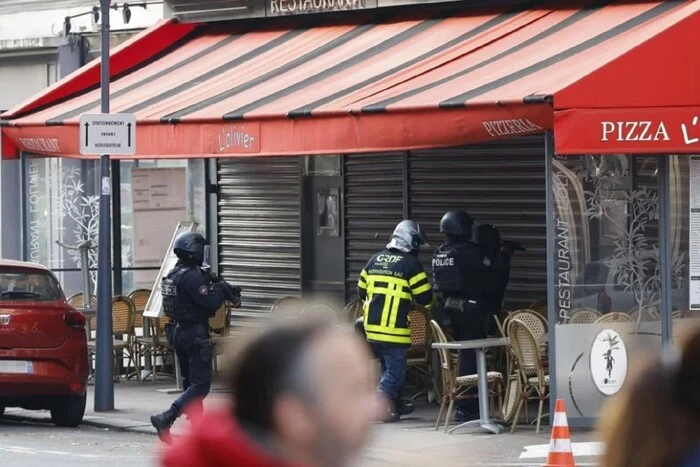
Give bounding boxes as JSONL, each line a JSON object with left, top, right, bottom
{"left": 1, "top": 1, "right": 698, "bottom": 159}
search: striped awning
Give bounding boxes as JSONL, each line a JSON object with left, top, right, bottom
{"left": 1, "top": 1, "right": 699, "bottom": 159}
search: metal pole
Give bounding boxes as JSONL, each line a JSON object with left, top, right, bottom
{"left": 79, "top": 243, "right": 91, "bottom": 312}
{"left": 544, "top": 131, "right": 558, "bottom": 418}
{"left": 94, "top": 0, "right": 114, "bottom": 412}
{"left": 658, "top": 156, "right": 672, "bottom": 346}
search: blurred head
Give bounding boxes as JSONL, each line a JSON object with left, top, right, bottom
{"left": 173, "top": 232, "right": 207, "bottom": 266}
{"left": 440, "top": 210, "right": 474, "bottom": 242}
{"left": 231, "top": 321, "right": 378, "bottom": 467}
{"left": 387, "top": 219, "right": 428, "bottom": 255}
{"left": 599, "top": 326, "right": 700, "bottom": 467}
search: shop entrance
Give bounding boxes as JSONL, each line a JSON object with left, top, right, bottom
{"left": 302, "top": 156, "right": 344, "bottom": 305}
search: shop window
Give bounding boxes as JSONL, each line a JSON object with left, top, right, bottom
{"left": 304, "top": 155, "right": 341, "bottom": 176}
{"left": 317, "top": 188, "right": 340, "bottom": 237}
{"left": 551, "top": 154, "right": 662, "bottom": 421}
{"left": 668, "top": 155, "right": 699, "bottom": 346}
{"left": 22, "top": 155, "right": 206, "bottom": 298}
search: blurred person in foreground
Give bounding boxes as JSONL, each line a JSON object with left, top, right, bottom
{"left": 161, "top": 320, "right": 380, "bottom": 467}
{"left": 599, "top": 326, "right": 700, "bottom": 467}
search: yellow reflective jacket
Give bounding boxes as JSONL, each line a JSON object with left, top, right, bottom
{"left": 358, "top": 249, "right": 433, "bottom": 346}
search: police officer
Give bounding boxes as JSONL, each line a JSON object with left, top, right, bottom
{"left": 432, "top": 211, "right": 510, "bottom": 421}
{"left": 477, "top": 224, "right": 513, "bottom": 335}
{"left": 150, "top": 232, "right": 240, "bottom": 442}
{"left": 358, "top": 220, "right": 433, "bottom": 422}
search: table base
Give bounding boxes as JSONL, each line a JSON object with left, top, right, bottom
{"left": 449, "top": 419, "right": 505, "bottom": 435}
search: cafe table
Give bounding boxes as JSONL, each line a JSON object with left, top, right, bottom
{"left": 431, "top": 337, "right": 509, "bottom": 435}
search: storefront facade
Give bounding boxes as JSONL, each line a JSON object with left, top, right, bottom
{"left": 2, "top": 0, "right": 699, "bottom": 425}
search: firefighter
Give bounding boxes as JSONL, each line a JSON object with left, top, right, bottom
{"left": 358, "top": 220, "right": 433, "bottom": 422}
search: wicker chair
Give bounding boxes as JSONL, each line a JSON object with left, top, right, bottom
{"left": 528, "top": 299, "right": 547, "bottom": 314}
{"left": 629, "top": 306, "right": 660, "bottom": 322}
{"left": 210, "top": 302, "right": 232, "bottom": 373}
{"left": 595, "top": 312, "right": 634, "bottom": 324}
{"left": 405, "top": 307, "right": 436, "bottom": 402}
{"left": 67, "top": 292, "right": 97, "bottom": 311}
{"left": 508, "top": 318, "right": 549, "bottom": 434}
{"left": 343, "top": 298, "right": 364, "bottom": 324}
{"left": 430, "top": 320, "right": 503, "bottom": 433}
{"left": 300, "top": 301, "right": 342, "bottom": 324}
{"left": 672, "top": 309, "right": 694, "bottom": 320}
{"left": 271, "top": 296, "right": 305, "bottom": 319}
{"left": 135, "top": 316, "right": 173, "bottom": 383}
{"left": 88, "top": 296, "right": 140, "bottom": 382}
{"left": 128, "top": 289, "right": 151, "bottom": 335}
{"left": 504, "top": 310, "right": 547, "bottom": 341}
{"left": 568, "top": 308, "right": 602, "bottom": 324}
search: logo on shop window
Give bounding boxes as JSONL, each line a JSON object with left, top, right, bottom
{"left": 589, "top": 329, "right": 628, "bottom": 396}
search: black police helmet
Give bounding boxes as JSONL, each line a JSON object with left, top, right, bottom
{"left": 440, "top": 210, "right": 474, "bottom": 237}
{"left": 173, "top": 232, "right": 207, "bottom": 265}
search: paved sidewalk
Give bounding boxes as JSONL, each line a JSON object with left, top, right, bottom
{"left": 4, "top": 381, "right": 601, "bottom": 466}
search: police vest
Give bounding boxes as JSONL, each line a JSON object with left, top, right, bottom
{"left": 433, "top": 244, "right": 464, "bottom": 295}
{"left": 161, "top": 266, "right": 189, "bottom": 322}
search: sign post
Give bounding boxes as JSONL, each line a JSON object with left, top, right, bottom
{"left": 79, "top": 0, "right": 136, "bottom": 412}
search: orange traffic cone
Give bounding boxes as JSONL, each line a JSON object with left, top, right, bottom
{"left": 542, "top": 399, "right": 576, "bottom": 467}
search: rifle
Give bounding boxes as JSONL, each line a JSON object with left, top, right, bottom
{"left": 205, "top": 270, "right": 242, "bottom": 308}
{"left": 502, "top": 240, "right": 526, "bottom": 253}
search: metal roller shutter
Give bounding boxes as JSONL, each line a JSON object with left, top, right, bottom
{"left": 217, "top": 158, "right": 301, "bottom": 325}
{"left": 344, "top": 153, "right": 406, "bottom": 301}
{"left": 408, "top": 136, "right": 547, "bottom": 310}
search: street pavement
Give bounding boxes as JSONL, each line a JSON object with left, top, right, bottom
{"left": 0, "top": 417, "right": 155, "bottom": 467}
{"left": 1, "top": 380, "right": 602, "bottom": 466}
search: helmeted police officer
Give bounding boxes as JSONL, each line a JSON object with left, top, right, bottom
{"left": 150, "top": 232, "right": 240, "bottom": 442}
{"left": 477, "top": 224, "right": 513, "bottom": 335}
{"left": 432, "top": 211, "right": 510, "bottom": 421}
{"left": 359, "top": 220, "right": 433, "bottom": 422}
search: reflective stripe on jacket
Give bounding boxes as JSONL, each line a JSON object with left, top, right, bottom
{"left": 358, "top": 249, "right": 433, "bottom": 345}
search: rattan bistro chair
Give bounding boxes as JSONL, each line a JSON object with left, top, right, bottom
{"left": 343, "top": 298, "right": 364, "bottom": 324}
{"left": 301, "top": 301, "right": 342, "bottom": 324}
{"left": 405, "top": 307, "right": 436, "bottom": 402}
{"left": 135, "top": 316, "right": 173, "bottom": 383}
{"left": 595, "top": 312, "right": 634, "bottom": 324}
{"left": 430, "top": 320, "right": 503, "bottom": 433}
{"left": 128, "top": 289, "right": 151, "bottom": 335}
{"left": 210, "top": 302, "right": 232, "bottom": 373}
{"left": 88, "top": 296, "right": 140, "bottom": 382}
{"left": 508, "top": 318, "right": 549, "bottom": 434}
{"left": 271, "top": 296, "right": 305, "bottom": 319}
{"left": 568, "top": 308, "right": 602, "bottom": 324}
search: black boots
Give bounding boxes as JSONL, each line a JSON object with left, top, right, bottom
{"left": 395, "top": 398, "right": 414, "bottom": 416}
{"left": 150, "top": 407, "right": 179, "bottom": 443}
{"left": 386, "top": 398, "right": 415, "bottom": 423}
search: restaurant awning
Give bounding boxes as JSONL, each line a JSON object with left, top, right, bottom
{"left": 1, "top": 1, "right": 699, "bottom": 159}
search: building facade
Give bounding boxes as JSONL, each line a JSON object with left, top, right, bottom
{"left": 2, "top": 0, "right": 699, "bottom": 427}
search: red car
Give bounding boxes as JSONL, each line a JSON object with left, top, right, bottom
{"left": 0, "top": 260, "right": 89, "bottom": 427}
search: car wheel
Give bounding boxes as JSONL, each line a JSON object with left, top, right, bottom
{"left": 50, "top": 394, "right": 86, "bottom": 428}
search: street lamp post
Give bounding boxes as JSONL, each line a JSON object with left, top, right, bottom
{"left": 94, "top": 0, "right": 114, "bottom": 412}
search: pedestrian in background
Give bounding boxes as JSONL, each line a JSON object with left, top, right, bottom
{"left": 599, "top": 327, "right": 700, "bottom": 467}
{"left": 161, "top": 320, "right": 380, "bottom": 467}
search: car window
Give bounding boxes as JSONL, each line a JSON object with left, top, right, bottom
{"left": 0, "top": 268, "right": 63, "bottom": 301}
